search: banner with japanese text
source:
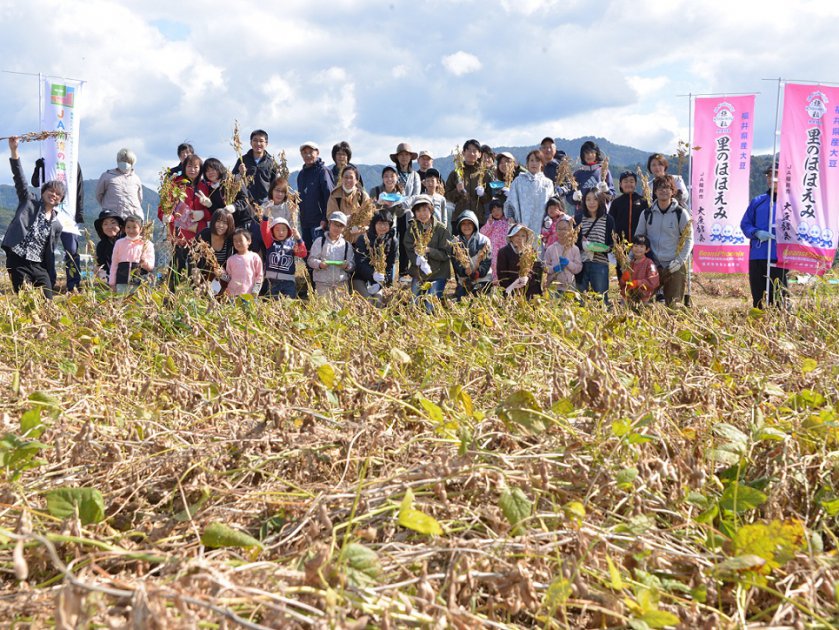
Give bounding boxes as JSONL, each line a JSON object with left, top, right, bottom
{"left": 690, "top": 95, "right": 755, "bottom": 273}
{"left": 776, "top": 82, "right": 839, "bottom": 274}
{"left": 40, "top": 78, "right": 83, "bottom": 235}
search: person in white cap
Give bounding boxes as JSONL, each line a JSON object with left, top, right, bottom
{"left": 263, "top": 216, "right": 307, "bottom": 298}
{"left": 307, "top": 210, "right": 354, "bottom": 303}
{"left": 297, "top": 141, "right": 335, "bottom": 251}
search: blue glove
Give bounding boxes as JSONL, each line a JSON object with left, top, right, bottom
{"left": 552, "top": 261, "right": 567, "bottom": 273}
{"left": 754, "top": 230, "right": 773, "bottom": 242}
{"left": 559, "top": 256, "right": 569, "bottom": 267}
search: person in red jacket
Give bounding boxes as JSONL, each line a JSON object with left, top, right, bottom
{"left": 619, "top": 235, "right": 660, "bottom": 303}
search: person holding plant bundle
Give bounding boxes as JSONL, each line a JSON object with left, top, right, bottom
{"left": 480, "top": 199, "right": 513, "bottom": 282}
{"left": 352, "top": 210, "right": 397, "bottom": 305}
{"left": 634, "top": 176, "right": 693, "bottom": 306}
{"left": 95, "top": 148, "right": 143, "bottom": 219}
{"left": 568, "top": 141, "right": 614, "bottom": 211}
{"left": 326, "top": 165, "right": 371, "bottom": 242}
{"left": 496, "top": 224, "right": 542, "bottom": 299}
{"left": 404, "top": 195, "right": 452, "bottom": 309}
{"left": 450, "top": 210, "right": 493, "bottom": 299}
{"left": 109, "top": 215, "right": 155, "bottom": 294}
{"left": 159, "top": 154, "right": 209, "bottom": 282}
{"left": 262, "top": 217, "right": 307, "bottom": 299}
{"left": 197, "top": 209, "right": 235, "bottom": 295}
{"left": 543, "top": 214, "right": 582, "bottom": 297}
{"left": 3, "top": 137, "right": 64, "bottom": 298}
{"left": 540, "top": 197, "right": 566, "bottom": 251}
{"left": 231, "top": 129, "right": 279, "bottom": 205}
{"left": 445, "top": 139, "right": 491, "bottom": 225}
{"left": 225, "top": 228, "right": 263, "bottom": 299}
{"left": 540, "top": 137, "right": 561, "bottom": 183}
{"left": 740, "top": 165, "right": 788, "bottom": 309}
{"left": 505, "top": 150, "right": 555, "bottom": 241}
{"left": 619, "top": 234, "right": 659, "bottom": 304}
{"left": 307, "top": 211, "right": 355, "bottom": 303}
{"left": 575, "top": 188, "right": 614, "bottom": 304}
{"left": 94, "top": 209, "right": 125, "bottom": 283}
{"left": 261, "top": 178, "right": 295, "bottom": 224}
{"left": 609, "top": 170, "right": 650, "bottom": 281}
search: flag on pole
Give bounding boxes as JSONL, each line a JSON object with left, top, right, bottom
{"left": 40, "top": 78, "right": 83, "bottom": 235}
{"left": 776, "top": 82, "right": 839, "bottom": 274}
{"left": 690, "top": 95, "right": 756, "bottom": 273}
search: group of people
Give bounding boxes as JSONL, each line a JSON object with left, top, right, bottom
{"left": 2, "top": 132, "right": 788, "bottom": 309}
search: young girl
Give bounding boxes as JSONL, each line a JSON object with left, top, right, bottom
{"left": 197, "top": 209, "right": 235, "bottom": 294}
{"left": 262, "top": 217, "right": 307, "bottom": 298}
{"left": 94, "top": 209, "right": 125, "bottom": 282}
{"left": 308, "top": 211, "right": 355, "bottom": 302}
{"left": 369, "top": 166, "right": 403, "bottom": 208}
{"left": 451, "top": 210, "right": 493, "bottom": 298}
{"left": 540, "top": 197, "right": 565, "bottom": 250}
{"left": 479, "top": 199, "right": 512, "bottom": 282}
{"left": 543, "top": 215, "right": 582, "bottom": 295}
{"left": 496, "top": 224, "right": 542, "bottom": 298}
{"left": 574, "top": 188, "right": 614, "bottom": 303}
{"left": 619, "top": 234, "right": 660, "bottom": 303}
{"left": 109, "top": 215, "right": 155, "bottom": 293}
{"left": 505, "top": 150, "right": 555, "bottom": 239}
{"left": 420, "top": 168, "right": 449, "bottom": 231}
{"left": 352, "top": 210, "right": 397, "bottom": 304}
{"left": 225, "top": 228, "right": 263, "bottom": 298}
{"left": 570, "top": 141, "right": 614, "bottom": 209}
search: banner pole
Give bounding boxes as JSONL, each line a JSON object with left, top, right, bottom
{"left": 686, "top": 92, "right": 694, "bottom": 305}
{"left": 766, "top": 78, "right": 783, "bottom": 303}
{"left": 37, "top": 73, "right": 43, "bottom": 161}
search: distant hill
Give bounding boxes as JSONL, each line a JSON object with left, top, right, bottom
{"left": 0, "top": 138, "right": 777, "bottom": 233}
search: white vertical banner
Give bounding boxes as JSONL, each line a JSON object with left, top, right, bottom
{"left": 40, "top": 78, "right": 83, "bottom": 234}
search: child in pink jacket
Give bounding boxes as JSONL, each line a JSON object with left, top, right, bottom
{"left": 542, "top": 215, "right": 582, "bottom": 294}
{"left": 479, "top": 199, "right": 513, "bottom": 283}
{"left": 225, "top": 228, "right": 264, "bottom": 298}
{"left": 109, "top": 215, "right": 155, "bottom": 293}
{"left": 540, "top": 198, "right": 565, "bottom": 250}
{"left": 620, "top": 235, "right": 660, "bottom": 303}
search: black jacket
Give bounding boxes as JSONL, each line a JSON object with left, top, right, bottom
{"left": 3, "top": 158, "right": 63, "bottom": 265}
{"left": 31, "top": 157, "right": 84, "bottom": 224}
{"left": 609, "top": 193, "right": 649, "bottom": 242}
{"left": 231, "top": 149, "right": 279, "bottom": 204}
{"left": 353, "top": 229, "right": 396, "bottom": 284}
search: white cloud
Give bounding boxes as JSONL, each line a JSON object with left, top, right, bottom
{"left": 441, "top": 51, "right": 482, "bottom": 77}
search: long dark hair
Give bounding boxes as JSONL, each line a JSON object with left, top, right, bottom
{"left": 201, "top": 157, "right": 228, "bottom": 182}
{"left": 582, "top": 188, "right": 607, "bottom": 218}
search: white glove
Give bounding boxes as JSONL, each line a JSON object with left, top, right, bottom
{"left": 166, "top": 213, "right": 174, "bottom": 223}
{"left": 475, "top": 185, "right": 485, "bottom": 197}
{"left": 543, "top": 216, "right": 553, "bottom": 229}
{"left": 196, "top": 190, "right": 212, "bottom": 207}
{"left": 502, "top": 186, "right": 510, "bottom": 194}
{"left": 372, "top": 271, "right": 386, "bottom": 283}
{"left": 191, "top": 210, "right": 205, "bottom": 221}
{"left": 420, "top": 261, "right": 432, "bottom": 275}
{"left": 416, "top": 254, "right": 427, "bottom": 267}
{"left": 367, "top": 282, "right": 381, "bottom": 295}
{"left": 504, "top": 276, "right": 528, "bottom": 295}
{"left": 596, "top": 181, "right": 609, "bottom": 193}
{"left": 219, "top": 272, "right": 231, "bottom": 283}
{"left": 668, "top": 260, "right": 682, "bottom": 273}
{"left": 556, "top": 185, "right": 569, "bottom": 196}
{"left": 223, "top": 204, "right": 235, "bottom": 213}
{"left": 572, "top": 190, "right": 582, "bottom": 202}
{"left": 251, "top": 282, "right": 262, "bottom": 295}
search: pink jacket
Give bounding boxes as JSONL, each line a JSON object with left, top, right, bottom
{"left": 225, "top": 251, "right": 264, "bottom": 297}
{"left": 479, "top": 216, "right": 512, "bottom": 277}
{"left": 109, "top": 236, "right": 155, "bottom": 287}
{"left": 541, "top": 217, "right": 559, "bottom": 249}
{"left": 543, "top": 241, "right": 582, "bottom": 291}
{"left": 620, "top": 256, "right": 660, "bottom": 302}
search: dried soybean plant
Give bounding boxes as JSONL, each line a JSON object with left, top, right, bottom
{"left": 636, "top": 165, "right": 652, "bottom": 206}
{"left": 517, "top": 230, "right": 537, "bottom": 279}
{"left": 611, "top": 231, "right": 632, "bottom": 273}
{"left": 0, "top": 130, "right": 69, "bottom": 142}
{"left": 452, "top": 145, "right": 465, "bottom": 181}
{"left": 362, "top": 234, "right": 389, "bottom": 277}
{"left": 410, "top": 219, "right": 434, "bottom": 256}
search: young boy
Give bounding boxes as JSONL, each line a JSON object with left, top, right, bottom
{"left": 307, "top": 211, "right": 355, "bottom": 302}
{"left": 421, "top": 168, "right": 449, "bottom": 230}
{"left": 263, "top": 217, "right": 307, "bottom": 298}
{"left": 620, "top": 234, "right": 660, "bottom": 303}
{"left": 232, "top": 129, "right": 279, "bottom": 205}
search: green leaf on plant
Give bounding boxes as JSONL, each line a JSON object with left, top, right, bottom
{"left": 45, "top": 487, "right": 106, "bottom": 525}
{"left": 201, "top": 522, "right": 263, "bottom": 549}
{"left": 317, "top": 363, "right": 336, "bottom": 388}
{"left": 418, "top": 397, "right": 444, "bottom": 423}
{"left": 496, "top": 389, "right": 546, "bottom": 434}
{"left": 616, "top": 467, "right": 638, "bottom": 490}
{"left": 719, "top": 482, "right": 767, "bottom": 513}
{"left": 398, "top": 488, "right": 443, "bottom": 536}
{"left": 28, "top": 391, "right": 61, "bottom": 418}
{"left": 342, "top": 543, "right": 381, "bottom": 587}
{"left": 606, "top": 555, "right": 625, "bottom": 590}
{"left": 821, "top": 497, "right": 839, "bottom": 516}
{"left": 20, "top": 408, "right": 44, "bottom": 439}
{"left": 801, "top": 357, "right": 818, "bottom": 374}
{"left": 499, "top": 486, "right": 531, "bottom": 533}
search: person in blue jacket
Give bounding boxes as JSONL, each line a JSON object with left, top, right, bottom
{"left": 740, "top": 165, "right": 788, "bottom": 308}
{"left": 296, "top": 141, "right": 335, "bottom": 251}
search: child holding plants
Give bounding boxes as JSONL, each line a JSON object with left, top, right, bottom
{"left": 94, "top": 209, "right": 125, "bottom": 282}
{"left": 569, "top": 141, "right": 614, "bottom": 210}
{"left": 307, "top": 211, "right": 355, "bottom": 301}
{"left": 496, "top": 224, "right": 542, "bottom": 299}
{"left": 352, "top": 210, "right": 397, "bottom": 304}
{"left": 540, "top": 197, "right": 566, "bottom": 250}
{"left": 109, "top": 215, "right": 155, "bottom": 293}
{"left": 619, "top": 234, "right": 659, "bottom": 303}
{"left": 480, "top": 199, "right": 513, "bottom": 282}
{"left": 404, "top": 195, "right": 452, "bottom": 305}
{"left": 543, "top": 215, "right": 582, "bottom": 295}
{"left": 225, "top": 228, "right": 263, "bottom": 298}
{"left": 450, "top": 210, "right": 493, "bottom": 298}
{"left": 262, "top": 217, "right": 306, "bottom": 299}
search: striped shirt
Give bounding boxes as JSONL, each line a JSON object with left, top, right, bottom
{"left": 580, "top": 215, "right": 609, "bottom": 263}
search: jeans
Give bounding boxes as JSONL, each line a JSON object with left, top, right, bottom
{"left": 576, "top": 260, "right": 610, "bottom": 303}
{"left": 412, "top": 276, "right": 447, "bottom": 313}
{"left": 269, "top": 278, "right": 297, "bottom": 298}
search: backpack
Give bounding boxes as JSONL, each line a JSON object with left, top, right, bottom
{"left": 643, "top": 204, "right": 684, "bottom": 225}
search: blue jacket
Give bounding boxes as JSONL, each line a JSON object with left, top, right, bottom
{"left": 296, "top": 158, "right": 334, "bottom": 227}
{"left": 740, "top": 191, "right": 777, "bottom": 261}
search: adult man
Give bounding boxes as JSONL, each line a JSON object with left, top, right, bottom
{"left": 417, "top": 150, "right": 434, "bottom": 183}
{"left": 296, "top": 141, "right": 335, "bottom": 250}
{"left": 445, "top": 139, "right": 491, "bottom": 225}
{"left": 232, "top": 130, "right": 279, "bottom": 205}
{"left": 540, "top": 136, "right": 560, "bottom": 183}
{"left": 170, "top": 142, "right": 194, "bottom": 179}
{"left": 740, "top": 165, "right": 787, "bottom": 308}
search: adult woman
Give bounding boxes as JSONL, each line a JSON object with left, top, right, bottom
{"left": 330, "top": 141, "right": 363, "bottom": 186}
{"left": 2, "top": 137, "right": 64, "bottom": 298}
{"left": 504, "top": 150, "right": 555, "bottom": 239}
{"left": 95, "top": 148, "right": 143, "bottom": 219}
{"left": 634, "top": 176, "right": 693, "bottom": 306}
{"left": 197, "top": 157, "right": 251, "bottom": 226}
{"left": 490, "top": 152, "right": 522, "bottom": 207}
{"left": 574, "top": 188, "right": 614, "bottom": 303}
{"left": 197, "top": 209, "right": 236, "bottom": 293}
{"left": 326, "top": 165, "right": 371, "bottom": 240}
{"left": 647, "top": 153, "right": 688, "bottom": 205}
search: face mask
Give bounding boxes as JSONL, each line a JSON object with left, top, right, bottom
{"left": 342, "top": 185, "right": 355, "bottom": 194}
{"left": 118, "top": 161, "right": 132, "bottom": 172}
{"left": 210, "top": 181, "right": 220, "bottom": 189}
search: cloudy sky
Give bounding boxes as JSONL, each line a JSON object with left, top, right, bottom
{"left": 1, "top": 0, "right": 837, "bottom": 188}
